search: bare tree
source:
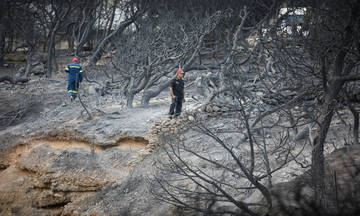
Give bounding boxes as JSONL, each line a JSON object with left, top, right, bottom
{"left": 16, "top": 0, "right": 81, "bottom": 78}
{"left": 68, "top": 0, "right": 123, "bottom": 58}
{"left": 9, "top": 2, "right": 42, "bottom": 78}
{"left": 149, "top": 100, "right": 299, "bottom": 215}
{"left": 105, "top": 0, "right": 281, "bottom": 108}
{"left": 259, "top": 0, "right": 360, "bottom": 210}
{"left": 148, "top": 0, "right": 360, "bottom": 214}
{"left": 108, "top": 7, "right": 226, "bottom": 107}
{"left": 66, "top": 0, "right": 101, "bottom": 57}
{"left": 0, "top": 0, "right": 22, "bottom": 67}
{"left": 0, "top": 1, "right": 8, "bottom": 67}
{"left": 0, "top": 0, "right": 45, "bottom": 83}
{"left": 87, "top": 1, "right": 148, "bottom": 68}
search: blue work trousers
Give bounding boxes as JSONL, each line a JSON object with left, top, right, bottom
{"left": 67, "top": 79, "right": 80, "bottom": 98}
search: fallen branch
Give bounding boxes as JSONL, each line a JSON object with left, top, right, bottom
{"left": 78, "top": 93, "right": 92, "bottom": 120}
{"left": 0, "top": 76, "right": 30, "bottom": 84}
{"left": 0, "top": 99, "right": 36, "bottom": 129}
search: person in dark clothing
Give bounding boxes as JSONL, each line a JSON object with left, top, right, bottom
{"left": 65, "top": 57, "right": 83, "bottom": 101}
{"left": 168, "top": 69, "right": 185, "bottom": 118}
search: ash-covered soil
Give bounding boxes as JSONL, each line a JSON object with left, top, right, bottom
{"left": 0, "top": 65, "right": 177, "bottom": 142}
{"left": 1, "top": 62, "right": 360, "bottom": 216}
{"left": 0, "top": 63, "right": 201, "bottom": 215}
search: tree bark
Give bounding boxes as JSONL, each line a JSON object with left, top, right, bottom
{"left": 0, "top": 23, "right": 5, "bottom": 67}
{"left": 349, "top": 106, "right": 359, "bottom": 145}
{"left": 0, "top": 76, "right": 29, "bottom": 84}
{"left": 68, "top": 35, "right": 74, "bottom": 53}
{"left": 311, "top": 2, "right": 360, "bottom": 208}
{"left": 88, "top": 9, "right": 145, "bottom": 67}
{"left": 46, "top": 19, "right": 61, "bottom": 78}
{"left": 104, "top": 0, "right": 118, "bottom": 37}
{"left": 24, "top": 48, "right": 34, "bottom": 77}
{"left": 353, "top": 110, "right": 359, "bottom": 145}
{"left": 46, "top": 33, "right": 55, "bottom": 78}
{"left": 311, "top": 99, "right": 335, "bottom": 209}
{"left": 141, "top": 92, "right": 151, "bottom": 108}
{"left": 126, "top": 93, "right": 135, "bottom": 108}
{"left": 140, "top": 79, "right": 171, "bottom": 107}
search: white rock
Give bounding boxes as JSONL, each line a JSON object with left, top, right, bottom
{"left": 188, "top": 115, "right": 195, "bottom": 121}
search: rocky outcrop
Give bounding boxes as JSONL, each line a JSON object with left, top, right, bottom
{"left": 267, "top": 145, "right": 360, "bottom": 216}
{"left": 324, "top": 145, "right": 360, "bottom": 213}
{"left": 130, "top": 104, "right": 242, "bottom": 167}
{"left": 18, "top": 53, "right": 47, "bottom": 76}
{"left": 0, "top": 134, "right": 148, "bottom": 216}
{"left": 129, "top": 112, "right": 197, "bottom": 167}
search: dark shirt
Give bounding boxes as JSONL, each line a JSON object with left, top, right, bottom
{"left": 170, "top": 78, "right": 184, "bottom": 98}
{"left": 65, "top": 63, "right": 83, "bottom": 82}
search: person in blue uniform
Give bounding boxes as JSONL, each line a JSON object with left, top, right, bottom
{"left": 65, "top": 57, "right": 83, "bottom": 101}
{"left": 168, "top": 69, "right": 185, "bottom": 118}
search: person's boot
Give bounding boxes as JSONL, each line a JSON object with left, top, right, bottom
{"left": 69, "top": 93, "right": 75, "bottom": 102}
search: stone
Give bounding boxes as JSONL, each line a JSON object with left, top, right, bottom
{"left": 213, "top": 105, "right": 221, "bottom": 112}
{"left": 88, "top": 86, "right": 97, "bottom": 95}
{"left": 31, "top": 64, "right": 45, "bottom": 75}
{"left": 221, "top": 106, "right": 229, "bottom": 112}
{"left": 18, "top": 66, "right": 26, "bottom": 75}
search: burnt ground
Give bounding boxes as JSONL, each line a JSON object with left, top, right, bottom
{"left": 1, "top": 56, "right": 360, "bottom": 216}
{"left": 0, "top": 92, "right": 42, "bottom": 130}
{"left": 0, "top": 57, "right": 201, "bottom": 215}
{"left": 0, "top": 56, "right": 199, "bottom": 146}
{"left": 0, "top": 65, "right": 66, "bottom": 131}
{"left": 0, "top": 64, "right": 38, "bottom": 129}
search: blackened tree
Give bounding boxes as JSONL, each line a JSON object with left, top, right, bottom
{"left": 261, "top": 0, "right": 360, "bottom": 211}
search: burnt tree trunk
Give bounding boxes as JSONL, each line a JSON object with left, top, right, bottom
{"left": 353, "top": 111, "right": 359, "bottom": 145}
{"left": 24, "top": 41, "right": 38, "bottom": 78}
{"left": 68, "top": 35, "right": 75, "bottom": 54}
{"left": 311, "top": 2, "right": 360, "bottom": 209}
{"left": 0, "top": 76, "right": 29, "bottom": 84}
{"left": 0, "top": 23, "right": 5, "bottom": 67}
{"left": 126, "top": 93, "right": 135, "bottom": 108}
{"left": 46, "top": 33, "right": 55, "bottom": 78}
{"left": 46, "top": 19, "right": 61, "bottom": 78}
{"left": 88, "top": 9, "right": 144, "bottom": 67}
{"left": 140, "top": 82, "right": 170, "bottom": 108}
{"left": 24, "top": 51, "right": 33, "bottom": 77}
{"left": 349, "top": 105, "right": 359, "bottom": 145}
{"left": 311, "top": 97, "right": 335, "bottom": 209}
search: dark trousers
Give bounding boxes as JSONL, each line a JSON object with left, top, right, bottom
{"left": 67, "top": 80, "right": 79, "bottom": 98}
{"left": 169, "top": 96, "right": 183, "bottom": 116}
